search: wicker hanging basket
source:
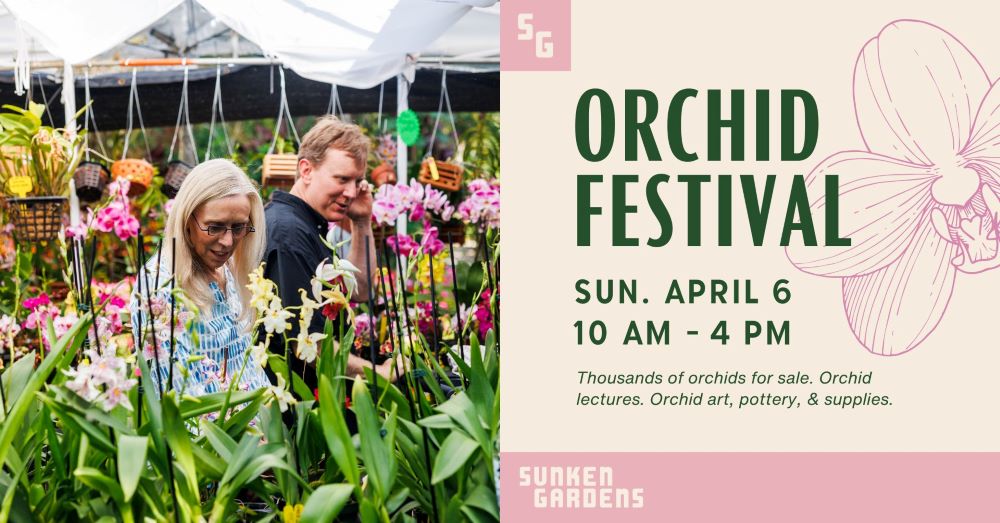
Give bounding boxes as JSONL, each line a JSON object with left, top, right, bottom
{"left": 418, "top": 158, "right": 463, "bottom": 192}
{"left": 370, "top": 162, "right": 397, "bottom": 187}
{"left": 6, "top": 196, "right": 67, "bottom": 243}
{"left": 111, "top": 159, "right": 155, "bottom": 197}
{"left": 262, "top": 153, "right": 298, "bottom": 188}
{"left": 436, "top": 220, "right": 467, "bottom": 246}
{"left": 372, "top": 224, "right": 396, "bottom": 248}
{"left": 161, "top": 160, "right": 192, "bottom": 198}
{"left": 73, "top": 161, "right": 110, "bottom": 202}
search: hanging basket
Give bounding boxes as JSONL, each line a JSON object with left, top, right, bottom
{"left": 161, "top": 160, "right": 192, "bottom": 198}
{"left": 6, "top": 196, "right": 67, "bottom": 243}
{"left": 73, "top": 161, "right": 110, "bottom": 202}
{"left": 111, "top": 159, "right": 154, "bottom": 197}
{"left": 48, "top": 281, "right": 70, "bottom": 301}
{"left": 436, "top": 220, "right": 467, "bottom": 246}
{"left": 262, "top": 153, "right": 298, "bottom": 188}
{"left": 418, "top": 158, "right": 463, "bottom": 192}
{"left": 372, "top": 224, "right": 396, "bottom": 248}
{"left": 370, "top": 162, "right": 397, "bottom": 187}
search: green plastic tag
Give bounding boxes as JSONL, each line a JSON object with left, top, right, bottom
{"left": 397, "top": 109, "right": 420, "bottom": 146}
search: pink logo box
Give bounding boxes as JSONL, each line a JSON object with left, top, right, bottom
{"left": 501, "top": 0, "right": 571, "bottom": 71}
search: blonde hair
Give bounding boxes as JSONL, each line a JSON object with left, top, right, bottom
{"left": 162, "top": 159, "right": 265, "bottom": 328}
{"left": 297, "top": 115, "right": 369, "bottom": 178}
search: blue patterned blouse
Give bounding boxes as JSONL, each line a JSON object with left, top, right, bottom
{"left": 129, "top": 260, "right": 271, "bottom": 398}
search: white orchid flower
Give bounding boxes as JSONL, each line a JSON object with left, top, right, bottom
{"left": 267, "top": 374, "right": 297, "bottom": 412}
{"left": 262, "top": 298, "right": 294, "bottom": 334}
{"left": 294, "top": 331, "right": 327, "bottom": 363}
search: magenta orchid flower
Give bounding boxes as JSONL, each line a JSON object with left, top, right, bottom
{"left": 787, "top": 20, "right": 1000, "bottom": 356}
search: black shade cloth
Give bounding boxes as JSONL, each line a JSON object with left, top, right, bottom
{"left": 0, "top": 66, "right": 499, "bottom": 129}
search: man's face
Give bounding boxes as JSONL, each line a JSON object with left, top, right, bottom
{"left": 299, "top": 148, "right": 364, "bottom": 222}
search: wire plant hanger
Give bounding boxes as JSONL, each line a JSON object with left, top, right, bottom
{"left": 261, "top": 67, "right": 300, "bottom": 188}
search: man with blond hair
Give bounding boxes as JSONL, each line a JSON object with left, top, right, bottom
{"left": 264, "top": 116, "right": 403, "bottom": 387}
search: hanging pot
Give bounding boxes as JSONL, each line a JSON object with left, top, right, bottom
{"left": 418, "top": 158, "right": 463, "bottom": 192}
{"left": 111, "top": 159, "right": 154, "bottom": 197}
{"left": 370, "top": 162, "right": 397, "bottom": 187}
{"left": 47, "top": 281, "right": 70, "bottom": 301}
{"left": 372, "top": 223, "right": 396, "bottom": 249}
{"left": 161, "top": 160, "right": 192, "bottom": 198}
{"left": 73, "top": 161, "right": 110, "bottom": 202}
{"left": 262, "top": 153, "right": 298, "bottom": 188}
{"left": 436, "top": 220, "right": 467, "bottom": 246}
{"left": 6, "top": 196, "right": 67, "bottom": 243}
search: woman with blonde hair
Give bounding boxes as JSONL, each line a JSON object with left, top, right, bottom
{"left": 130, "top": 159, "right": 270, "bottom": 397}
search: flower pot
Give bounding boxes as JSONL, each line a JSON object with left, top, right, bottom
{"left": 161, "top": 160, "right": 192, "bottom": 198}
{"left": 373, "top": 224, "right": 395, "bottom": 249}
{"left": 0, "top": 228, "right": 14, "bottom": 270}
{"left": 437, "top": 220, "right": 467, "bottom": 245}
{"left": 262, "top": 153, "right": 298, "bottom": 188}
{"left": 73, "top": 161, "right": 110, "bottom": 202}
{"left": 370, "top": 162, "right": 396, "bottom": 187}
{"left": 111, "top": 159, "right": 154, "bottom": 197}
{"left": 418, "top": 157, "right": 463, "bottom": 192}
{"left": 48, "top": 281, "right": 70, "bottom": 301}
{"left": 6, "top": 196, "right": 66, "bottom": 243}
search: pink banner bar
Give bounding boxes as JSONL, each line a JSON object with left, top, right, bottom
{"left": 501, "top": 452, "right": 1000, "bottom": 522}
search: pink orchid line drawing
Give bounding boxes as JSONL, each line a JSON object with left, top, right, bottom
{"left": 786, "top": 20, "right": 1000, "bottom": 356}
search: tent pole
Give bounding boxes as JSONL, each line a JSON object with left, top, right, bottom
{"left": 62, "top": 62, "right": 77, "bottom": 135}
{"left": 395, "top": 73, "right": 410, "bottom": 237}
{"left": 0, "top": 56, "right": 496, "bottom": 71}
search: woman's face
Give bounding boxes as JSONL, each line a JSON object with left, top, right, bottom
{"left": 188, "top": 195, "right": 252, "bottom": 270}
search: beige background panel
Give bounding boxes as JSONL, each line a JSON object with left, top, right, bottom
{"left": 502, "top": 0, "right": 1000, "bottom": 451}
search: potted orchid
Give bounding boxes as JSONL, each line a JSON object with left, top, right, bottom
{"left": 0, "top": 102, "right": 87, "bottom": 243}
{"left": 370, "top": 133, "right": 397, "bottom": 187}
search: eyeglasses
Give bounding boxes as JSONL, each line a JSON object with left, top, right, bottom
{"left": 192, "top": 218, "right": 255, "bottom": 239}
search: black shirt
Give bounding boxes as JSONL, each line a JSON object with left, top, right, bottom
{"left": 263, "top": 190, "right": 333, "bottom": 389}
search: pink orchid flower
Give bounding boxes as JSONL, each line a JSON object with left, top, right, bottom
{"left": 386, "top": 233, "right": 420, "bottom": 257}
{"left": 787, "top": 20, "right": 1000, "bottom": 356}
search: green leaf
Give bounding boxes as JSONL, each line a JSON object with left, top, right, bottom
{"left": 178, "top": 388, "right": 262, "bottom": 419}
{"left": 467, "top": 335, "right": 495, "bottom": 423}
{"left": 418, "top": 413, "right": 456, "bottom": 430}
{"left": 359, "top": 498, "right": 380, "bottom": 523}
{"left": 437, "top": 393, "right": 491, "bottom": 458}
{"left": 26, "top": 102, "right": 45, "bottom": 120}
{"left": 464, "top": 485, "right": 499, "bottom": 520}
{"left": 219, "top": 432, "right": 260, "bottom": 487}
{"left": 74, "top": 467, "right": 125, "bottom": 504}
{"left": 0, "top": 458, "right": 29, "bottom": 523}
{"left": 190, "top": 441, "right": 226, "bottom": 481}
{"left": 460, "top": 506, "right": 496, "bottom": 523}
{"left": 161, "top": 395, "right": 200, "bottom": 514}
{"left": 318, "top": 376, "right": 358, "bottom": 486}
{"left": 222, "top": 394, "right": 265, "bottom": 438}
{"left": 0, "top": 316, "right": 89, "bottom": 470}
{"left": 299, "top": 484, "right": 353, "bottom": 523}
{"left": 352, "top": 378, "right": 397, "bottom": 503}
{"left": 431, "top": 431, "right": 478, "bottom": 484}
{"left": 1, "top": 351, "right": 35, "bottom": 415}
{"left": 117, "top": 434, "right": 149, "bottom": 501}
{"left": 201, "top": 419, "right": 237, "bottom": 462}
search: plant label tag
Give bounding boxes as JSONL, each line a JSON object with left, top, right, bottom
{"left": 428, "top": 158, "right": 440, "bottom": 180}
{"left": 8, "top": 176, "right": 31, "bottom": 197}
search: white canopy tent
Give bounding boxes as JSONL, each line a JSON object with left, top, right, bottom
{"left": 0, "top": 0, "right": 499, "bottom": 88}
